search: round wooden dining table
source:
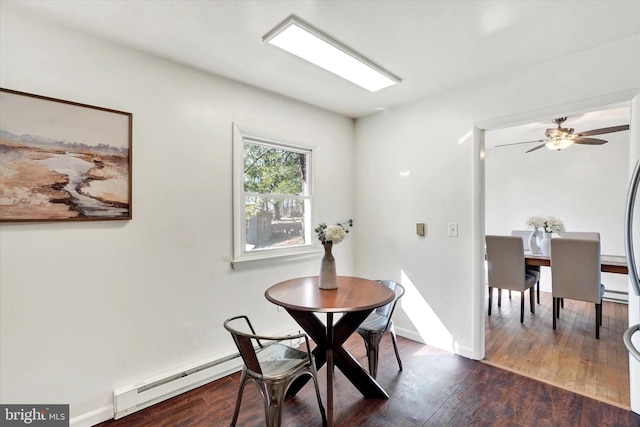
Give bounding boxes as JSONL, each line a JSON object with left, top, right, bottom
{"left": 265, "top": 276, "right": 395, "bottom": 427}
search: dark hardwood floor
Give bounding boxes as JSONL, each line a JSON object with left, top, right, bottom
{"left": 97, "top": 334, "right": 640, "bottom": 426}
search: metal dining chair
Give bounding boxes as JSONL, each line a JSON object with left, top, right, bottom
{"left": 486, "top": 235, "right": 539, "bottom": 323}
{"left": 355, "top": 280, "right": 405, "bottom": 379}
{"left": 224, "top": 315, "right": 327, "bottom": 427}
{"left": 550, "top": 238, "right": 605, "bottom": 339}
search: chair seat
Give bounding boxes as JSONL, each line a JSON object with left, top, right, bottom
{"left": 526, "top": 269, "right": 540, "bottom": 282}
{"left": 599, "top": 283, "right": 605, "bottom": 299}
{"left": 255, "top": 343, "right": 310, "bottom": 377}
{"left": 552, "top": 283, "right": 605, "bottom": 303}
{"left": 357, "top": 313, "right": 389, "bottom": 334}
{"left": 525, "top": 272, "right": 539, "bottom": 288}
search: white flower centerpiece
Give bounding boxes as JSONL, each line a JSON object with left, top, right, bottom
{"left": 540, "top": 216, "right": 565, "bottom": 256}
{"left": 542, "top": 216, "right": 565, "bottom": 235}
{"left": 315, "top": 219, "right": 353, "bottom": 290}
{"left": 526, "top": 216, "right": 546, "bottom": 254}
{"left": 527, "top": 216, "right": 546, "bottom": 229}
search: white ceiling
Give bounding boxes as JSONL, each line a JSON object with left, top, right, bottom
{"left": 6, "top": 0, "right": 640, "bottom": 119}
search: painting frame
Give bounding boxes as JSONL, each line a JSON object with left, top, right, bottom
{"left": 0, "top": 88, "right": 132, "bottom": 222}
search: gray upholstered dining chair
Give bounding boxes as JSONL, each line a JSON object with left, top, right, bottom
{"left": 561, "top": 231, "right": 600, "bottom": 240}
{"left": 511, "top": 230, "right": 541, "bottom": 304}
{"left": 355, "top": 280, "right": 405, "bottom": 379}
{"left": 550, "top": 238, "right": 605, "bottom": 339}
{"left": 510, "top": 230, "right": 532, "bottom": 251}
{"left": 486, "top": 235, "right": 539, "bottom": 323}
{"left": 224, "top": 315, "right": 327, "bottom": 427}
{"left": 553, "top": 232, "right": 599, "bottom": 311}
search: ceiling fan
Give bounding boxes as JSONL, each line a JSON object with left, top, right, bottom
{"left": 495, "top": 117, "right": 630, "bottom": 153}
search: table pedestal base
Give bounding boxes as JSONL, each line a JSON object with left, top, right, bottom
{"left": 285, "top": 309, "right": 389, "bottom": 426}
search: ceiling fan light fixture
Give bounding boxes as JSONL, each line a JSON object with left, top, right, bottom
{"left": 545, "top": 136, "right": 573, "bottom": 151}
{"left": 263, "top": 15, "right": 401, "bottom": 92}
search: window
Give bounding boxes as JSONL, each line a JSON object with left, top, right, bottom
{"left": 232, "top": 124, "right": 316, "bottom": 265}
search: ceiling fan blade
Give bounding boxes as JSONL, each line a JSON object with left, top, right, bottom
{"left": 574, "top": 124, "right": 629, "bottom": 137}
{"left": 495, "top": 139, "right": 544, "bottom": 148}
{"left": 526, "top": 144, "right": 546, "bottom": 153}
{"left": 573, "top": 137, "right": 608, "bottom": 145}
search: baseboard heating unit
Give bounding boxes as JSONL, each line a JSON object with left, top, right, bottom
{"left": 113, "top": 351, "right": 243, "bottom": 419}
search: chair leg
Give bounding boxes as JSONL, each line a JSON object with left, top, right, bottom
{"left": 230, "top": 371, "right": 249, "bottom": 426}
{"left": 529, "top": 287, "right": 535, "bottom": 314}
{"left": 599, "top": 302, "right": 603, "bottom": 326}
{"left": 556, "top": 298, "right": 561, "bottom": 319}
{"left": 537, "top": 280, "right": 540, "bottom": 304}
{"left": 488, "top": 286, "right": 493, "bottom": 316}
{"left": 263, "top": 379, "right": 288, "bottom": 427}
{"left": 364, "top": 333, "right": 382, "bottom": 379}
{"left": 309, "top": 372, "right": 327, "bottom": 427}
{"left": 389, "top": 325, "right": 403, "bottom": 372}
{"left": 595, "top": 303, "right": 601, "bottom": 339}
{"left": 498, "top": 288, "right": 502, "bottom": 307}
{"left": 520, "top": 292, "right": 525, "bottom": 323}
{"left": 552, "top": 297, "right": 557, "bottom": 330}
{"left": 509, "top": 290, "right": 512, "bottom": 300}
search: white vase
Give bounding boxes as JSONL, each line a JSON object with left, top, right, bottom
{"left": 528, "top": 228, "right": 542, "bottom": 254}
{"left": 540, "top": 232, "right": 553, "bottom": 256}
{"left": 319, "top": 243, "right": 338, "bottom": 290}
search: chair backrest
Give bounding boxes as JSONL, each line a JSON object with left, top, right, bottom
{"left": 224, "top": 315, "right": 263, "bottom": 375}
{"left": 511, "top": 230, "right": 531, "bottom": 251}
{"left": 485, "top": 235, "right": 528, "bottom": 292}
{"left": 550, "top": 238, "right": 601, "bottom": 303}
{"left": 561, "top": 232, "right": 600, "bottom": 241}
{"left": 374, "top": 280, "right": 405, "bottom": 320}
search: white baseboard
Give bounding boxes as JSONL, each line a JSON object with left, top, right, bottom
{"left": 70, "top": 405, "right": 113, "bottom": 427}
{"left": 395, "top": 326, "right": 475, "bottom": 359}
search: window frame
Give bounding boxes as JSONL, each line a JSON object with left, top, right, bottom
{"left": 232, "top": 123, "right": 319, "bottom": 267}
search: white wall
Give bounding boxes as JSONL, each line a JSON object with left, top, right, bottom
{"left": 0, "top": 5, "right": 355, "bottom": 424}
{"left": 354, "top": 35, "right": 640, "bottom": 358}
{"left": 485, "top": 122, "right": 630, "bottom": 295}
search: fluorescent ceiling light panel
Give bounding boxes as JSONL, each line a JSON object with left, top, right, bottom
{"left": 263, "top": 15, "right": 401, "bottom": 92}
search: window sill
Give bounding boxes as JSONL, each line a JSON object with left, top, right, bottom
{"left": 230, "top": 247, "right": 322, "bottom": 270}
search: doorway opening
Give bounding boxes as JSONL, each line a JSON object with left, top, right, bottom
{"left": 479, "top": 102, "right": 632, "bottom": 408}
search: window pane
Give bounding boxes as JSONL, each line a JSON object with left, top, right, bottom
{"left": 243, "top": 143, "right": 307, "bottom": 195}
{"left": 245, "top": 197, "right": 307, "bottom": 251}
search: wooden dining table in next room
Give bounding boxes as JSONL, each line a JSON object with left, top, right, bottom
{"left": 525, "top": 252, "right": 628, "bottom": 274}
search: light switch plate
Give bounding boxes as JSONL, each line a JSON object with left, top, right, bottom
{"left": 416, "top": 223, "right": 425, "bottom": 236}
{"left": 448, "top": 222, "right": 458, "bottom": 237}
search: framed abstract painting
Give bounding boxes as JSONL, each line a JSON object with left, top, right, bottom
{"left": 0, "top": 88, "right": 132, "bottom": 222}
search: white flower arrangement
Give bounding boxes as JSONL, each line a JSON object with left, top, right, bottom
{"left": 315, "top": 219, "right": 353, "bottom": 245}
{"left": 543, "top": 216, "right": 565, "bottom": 234}
{"left": 527, "top": 216, "right": 546, "bottom": 228}
{"left": 527, "top": 215, "right": 565, "bottom": 234}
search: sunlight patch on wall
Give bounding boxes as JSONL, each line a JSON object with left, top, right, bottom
{"left": 400, "top": 270, "right": 458, "bottom": 354}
